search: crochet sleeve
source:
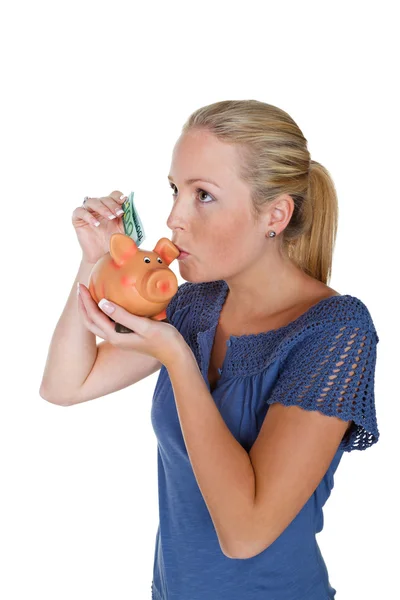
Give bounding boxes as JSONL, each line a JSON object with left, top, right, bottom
{"left": 265, "top": 321, "right": 380, "bottom": 452}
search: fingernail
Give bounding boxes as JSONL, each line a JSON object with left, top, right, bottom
{"left": 77, "top": 282, "right": 80, "bottom": 295}
{"left": 98, "top": 298, "right": 115, "bottom": 314}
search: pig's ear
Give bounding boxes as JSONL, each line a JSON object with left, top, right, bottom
{"left": 109, "top": 233, "right": 138, "bottom": 266}
{"left": 153, "top": 238, "right": 180, "bottom": 266}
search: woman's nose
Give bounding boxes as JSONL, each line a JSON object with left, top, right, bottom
{"left": 166, "top": 204, "right": 187, "bottom": 230}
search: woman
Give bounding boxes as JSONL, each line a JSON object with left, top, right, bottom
{"left": 43, "top": 99, "right": 379, "bottom": 599}
{"left": 150, "top": 100, "right": 379, "bottom": 599}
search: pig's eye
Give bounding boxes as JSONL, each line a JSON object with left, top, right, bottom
{"left": 157, "top": 257, "right": 162, "bottom": 264}
{"left": 144, "top": 257, "right": 151, "bottom": 263}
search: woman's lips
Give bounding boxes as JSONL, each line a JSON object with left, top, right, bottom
{"left": 177, "top": 250, "right": 190, "bottom": 260}
{"left": 173, "top": 243, "right": 190, "bottom": 255}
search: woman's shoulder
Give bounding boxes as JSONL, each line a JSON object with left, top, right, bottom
{"left": 303, "top": 291, "right": 378, "bottom": 339}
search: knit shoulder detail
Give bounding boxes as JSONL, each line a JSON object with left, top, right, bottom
{"left": 265, "top": 309, "right": 380, "bottom": 452}
{"left": 165, "top": 281, "right": 198, "bottom": 326}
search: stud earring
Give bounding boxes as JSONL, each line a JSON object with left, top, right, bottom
{"left": 268, "top": 231, "right": 276, "bottom": 237}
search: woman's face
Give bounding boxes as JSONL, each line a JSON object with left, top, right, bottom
{"left": 166, "top": 129, "right": 268, "bottom": 283}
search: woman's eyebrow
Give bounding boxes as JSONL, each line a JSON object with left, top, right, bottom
{"left": 168, "top": 175, "right": 220, "bottom": 189}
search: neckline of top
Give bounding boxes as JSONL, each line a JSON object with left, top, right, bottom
{"left": 209, "top": 279, "right": 354, "bottom": 343}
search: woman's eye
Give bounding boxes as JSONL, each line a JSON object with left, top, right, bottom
{"left": 195, "top": 188, "right": 214, "bottom": 203}
{"left": 169, "top": 183, "right": 214, "bottom": 204}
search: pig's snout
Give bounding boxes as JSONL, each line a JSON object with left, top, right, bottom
{"left": 137, "top": 269, "right": 178, "bottom": 303}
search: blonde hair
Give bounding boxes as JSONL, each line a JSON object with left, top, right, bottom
{"left": 181, "top": 99, "right": 338, "bottom": 285}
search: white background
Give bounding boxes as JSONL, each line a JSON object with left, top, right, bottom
{"left": 1, "top": 1, "right": 398, "bottom": 598}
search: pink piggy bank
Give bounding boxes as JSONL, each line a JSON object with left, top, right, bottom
{"left": 88, "top": 233, "right": 180, "bottom": 333}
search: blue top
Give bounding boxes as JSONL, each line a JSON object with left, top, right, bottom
{"left": 150, "top": 280, "right": 380, "bottom": 600}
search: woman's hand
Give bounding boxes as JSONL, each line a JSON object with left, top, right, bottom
{"left": 72, "top": 190, "right": 128, "bottom": 265}
{"left": 77, "top": 282, "right": 187, "bottom": 368}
